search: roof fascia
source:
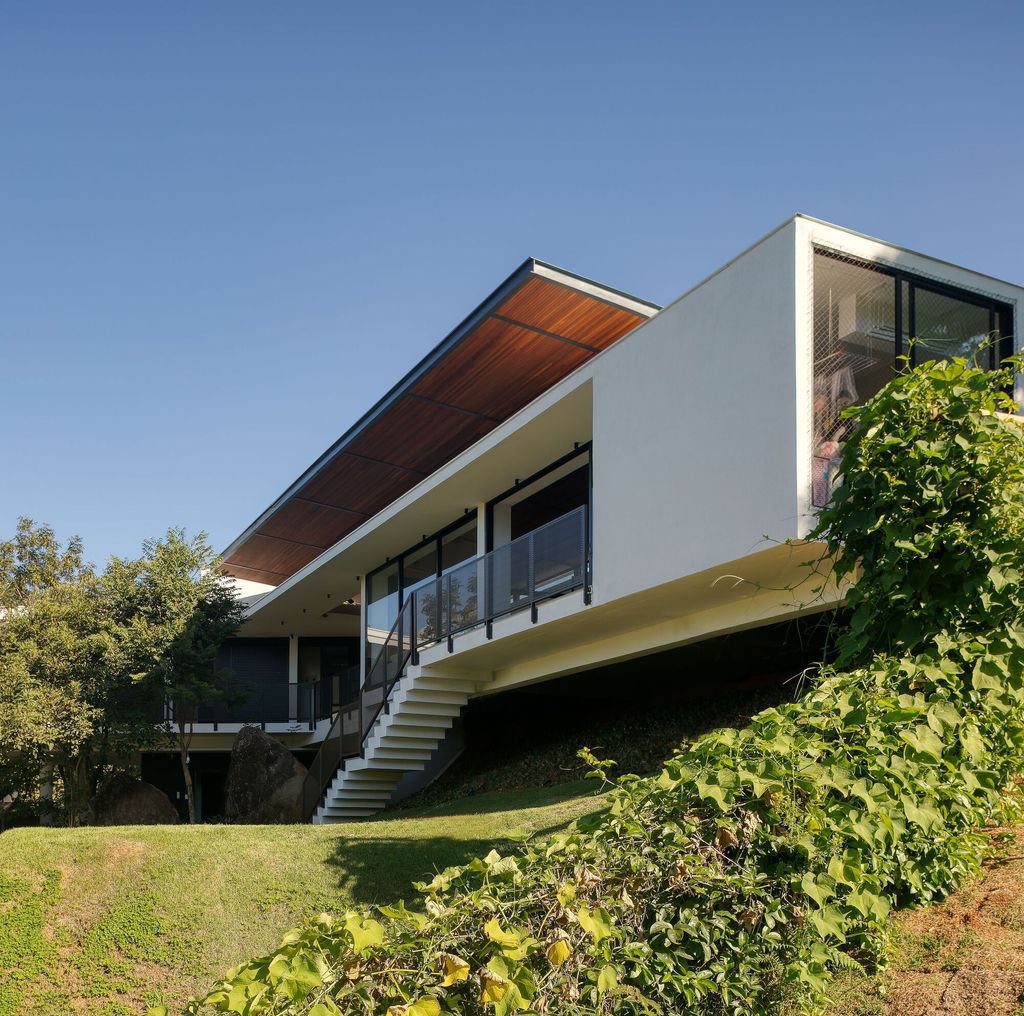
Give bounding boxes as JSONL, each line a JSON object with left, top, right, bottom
{"left": 794, "top": 213, "right": 1024, "bottom": 292}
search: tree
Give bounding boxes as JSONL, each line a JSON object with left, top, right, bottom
{"left": 0, "top": 520, "right": 101, "bottom": 822}
{"left": 0, "top": 520, "right": 244, "bottom": 824}
{"left": 151, "top": 575, "right": 246, "bottom": 823}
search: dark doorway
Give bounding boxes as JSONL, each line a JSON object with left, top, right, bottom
{"left": 198, "top": 769, "right": 226, "bottom": 822}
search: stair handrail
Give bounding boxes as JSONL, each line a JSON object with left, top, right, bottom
{"left": 299, "top": 664, "right": 361, "bottom": 821}
{"left": 359, "top": 590, "right": 416, "bottom": 749}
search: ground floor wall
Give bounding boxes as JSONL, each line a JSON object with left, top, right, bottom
{"left": 141, "top": 746, "right": 317, "bottom": 823}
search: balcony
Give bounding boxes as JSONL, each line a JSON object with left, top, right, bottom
{"left": 365, "top": 504, "right": 587, "bottom": 699}
{"left": 160, "top": 674, "right": 337, "bottom": 731}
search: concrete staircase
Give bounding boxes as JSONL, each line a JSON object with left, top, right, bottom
{"left": 312, "top": 667, "right": 478, "bottom": 824}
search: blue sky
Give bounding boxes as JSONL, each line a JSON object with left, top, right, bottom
{"left": 2, "top": 1, "right": 1022, "bottom": 567}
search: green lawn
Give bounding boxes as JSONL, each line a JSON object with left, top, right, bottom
{"left": 0, "top": 781, "right": 603, "bottom": 1016}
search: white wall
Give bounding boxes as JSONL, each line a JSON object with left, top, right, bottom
{"left": 591, "top": 220, "right": 800, "bottom": 603}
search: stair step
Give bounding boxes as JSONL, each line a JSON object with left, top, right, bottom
{"left": 377, "top": 719, "right": 452, "bottom": 736}
{"left": 329, "top": 790, "right": 393, "bottom": 802}
{"left": 318, "top": 808, "right": 379, "bottom": 819}
{"left": 368, "top": 747, "right": 434, "bottom": 761}
{"left": 328, "top": 788, "right": 397, "bottom": 803}
{"left": 388, "top": 701, "right": 462, "bottom": 717}
{"left": 333, "top": 769, "right": 397, "bottom": 783}
{"left": 345, "top": 757, "right": 427, "bottom": 772}
{"left": 397, "top": 687, "right": 470, "bottom": 705}
{"left": 366, "top": 732, "right": 443, "bottom": 748}
{"left": 366, "top": 740, "right": 441, "bottom": 756}
{"left": 411, "top": 676, "right": 479, "bottom": 693}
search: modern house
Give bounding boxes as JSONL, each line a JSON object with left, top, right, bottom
{"left": 142, "top": 215, "right": 1022, "bottom": 822}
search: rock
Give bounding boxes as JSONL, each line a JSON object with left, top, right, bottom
{"left": 92, "top": 776, "right": 179, "bottom": 826}
{"left": 225, "top": 726, "right": 307, "bottom": 824}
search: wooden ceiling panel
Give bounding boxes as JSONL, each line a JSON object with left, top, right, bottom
{"left": 224, "top": 563, "right": 293, "bottom": 585}
{"left": 296, "top": 453, "right": 419, "bottom": 517}
{"left": 496, "top": 275, "right": 645, "bottom": 349}
{"left": 347, "top": 395, "right": 497, "bottom": 474}
{"left": 411, "top": 317, "right": 592, "bottom": 419}
{"left": 256, "top": 499, "right": 367, "bottom": 550}
{"left": 227, "top": 534, "right": 322, "bottom": 577}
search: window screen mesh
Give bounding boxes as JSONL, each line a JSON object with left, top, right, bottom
{"left": 811, "top": 252, "right": 896, "bottom": 507}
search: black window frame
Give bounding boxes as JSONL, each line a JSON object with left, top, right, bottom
{"left": 364, "top": 510, "right": 479, "bottom": 658}
{"left": 484, "top": 443, "right": 593, "bottom": 554}
{"left": 814, "top": 247, "right": 1015, "bottom": 374}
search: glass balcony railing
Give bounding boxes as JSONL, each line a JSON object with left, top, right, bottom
{"left": 160, "top": 674, "right": 336, "bottom": 730}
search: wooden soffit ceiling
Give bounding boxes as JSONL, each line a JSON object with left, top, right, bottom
{"left": 221, "top": 260, "right": 659, "bottom": 585}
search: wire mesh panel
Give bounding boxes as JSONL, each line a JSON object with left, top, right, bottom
{"left": 812, "top": 251, "right": 897, "bottom": 508}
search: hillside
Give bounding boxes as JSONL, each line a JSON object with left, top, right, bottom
{"left": 0, "top": 782, "right": 603, "bottom": 1016}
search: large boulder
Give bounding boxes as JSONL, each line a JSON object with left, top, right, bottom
{"left": 92, "top": 776, "right": 179, "bottom": 826}
{"left": 225, "top": 726, "right": 307, "bottom": 824}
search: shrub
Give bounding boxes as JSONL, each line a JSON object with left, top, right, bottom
{"left": 164, "top": 357, "right": 1024, "bottom": 1016}
{"left": 813, "top": 354, "right": 1024, "bottom": 665}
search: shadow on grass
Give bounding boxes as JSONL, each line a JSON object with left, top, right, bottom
{"left": 326, "top": 835, "right": 504, "bottom": 906}
{"left": 325, "top": 799, "right": 601, "bottom": 906}
{"left": 392, "top": 780, "right": 601, "bottom": 820}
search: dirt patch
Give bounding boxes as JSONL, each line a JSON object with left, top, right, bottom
{"left": 105, "top": 838, "right": 150, "bottom": 865}
{"left": 851, "top": 829, "right": 1024, "bottom": 1016}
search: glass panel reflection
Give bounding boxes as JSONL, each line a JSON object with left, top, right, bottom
{"left": 914, "top": 288, "right": 991, "bottom": 367}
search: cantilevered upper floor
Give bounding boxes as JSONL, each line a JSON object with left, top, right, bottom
{"left": 203, "top": 216, "right": 1021, "bottom": 801}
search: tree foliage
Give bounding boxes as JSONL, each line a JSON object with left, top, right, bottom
{"left": 165, "top": 356, "right": 1024, "bottom": 1016}
{"left": 153, "top": 569, "right": 246, "bottom": 823}
{"left": 0, "top": 522, "right": 242, "bottom": 824}
{"left": 813, "top": 355, "right": 1024, "bottom": 665}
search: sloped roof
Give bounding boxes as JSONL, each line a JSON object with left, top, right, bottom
{"left": 221, "top": 259, "right": 659, "bottom": 585}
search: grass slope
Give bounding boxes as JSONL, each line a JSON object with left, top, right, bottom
{"left": 0, "top": 782, "right": 602, "bottom": 1016}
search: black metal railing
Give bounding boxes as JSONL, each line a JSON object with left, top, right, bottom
{"left": 300, "top": 666, "right": 362, "bottom": 820}
{"left": 161, "top": 674, "right": 335, "bottom": 730}
{"left": 300, "top": 507, "right": 589, "bottom": 820}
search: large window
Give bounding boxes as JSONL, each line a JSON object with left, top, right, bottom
{"left": 812, "top": 249, "right": 1014, "bottom": 507}
{"left": 364, "top": 513, "right": 478, "bottom": 673}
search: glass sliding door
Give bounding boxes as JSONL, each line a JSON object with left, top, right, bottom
{"left": 912, "top": 287, "right": 992, "bottom": 368}
{"left": 365, "top": 562, "right": 399, "bottom": 679}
